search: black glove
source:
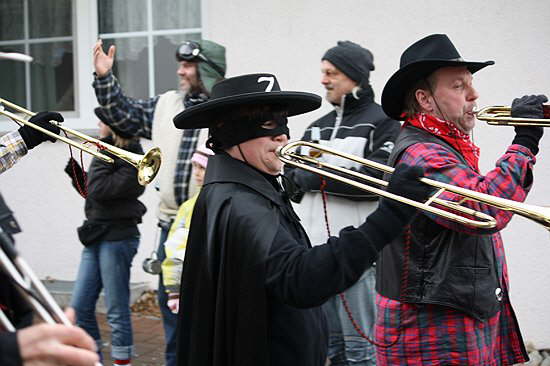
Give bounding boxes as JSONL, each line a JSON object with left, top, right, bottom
{"left": 282, "top": 169, "right": 321, "bottom": 203}
{"left": 64, "top": 157, "right": 86, "bottom": 191}
{"left": 288, "top": 169, "right": 320, "bottom": 191}
{"left": 281, "top": 173, "right": 305, "bottom": 203}
{"left": 510, "top": 95, "right": 547, "bottom": 155}
{"left": 18, "top": 111, "right": 63, "bottom": 150}
{"left": 359, "top": 164, "right": 434, "bottom": 251}
{"left": 380, "top": 164, "right": 434, "bottom": 222}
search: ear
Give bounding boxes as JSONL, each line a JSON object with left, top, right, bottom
{"left": 415, "top": 89, "right": 433, "bottom": 113}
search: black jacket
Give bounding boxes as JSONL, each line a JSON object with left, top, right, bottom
{"left": 285, "top": 87, "right": 401, "bottom": 201}
{"left": 175, "top": 153, "right": 411, "bottom": 366}
{"left": 0, "top": 332, "right": 21, "bottom": 366}
{"left": 82, "top": 136, "right": 146, "bottom": 240}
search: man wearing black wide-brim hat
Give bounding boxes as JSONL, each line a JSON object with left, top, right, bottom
{"left": 375, "top": 34, "right": 546, "bottom": 365}
{"left": 171, "top": 73, "right": 433, "bottom": 366}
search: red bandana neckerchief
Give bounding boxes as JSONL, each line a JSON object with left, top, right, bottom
{"left": 403, "top": 113, "right": 480, "bottom": 171}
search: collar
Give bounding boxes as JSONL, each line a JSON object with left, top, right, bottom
{"left": 333, "top": 84, "right": 375, "bottom": 114}
{"left": 204, "top": 154, "right": 285, "bottom": 207}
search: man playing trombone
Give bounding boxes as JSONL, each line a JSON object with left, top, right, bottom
{"left": 171, "top": 73, "right": 434, "bottom": 366}
{"left": 375, "top": 33, "right": 546, "bottom": 365}
{"left": 1, "top": 50, "right": 99, "bottom": 365}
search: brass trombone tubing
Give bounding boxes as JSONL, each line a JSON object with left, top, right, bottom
{"left": 0, "top": 246, "right": 69, "bottom": 328}
{"left": 0, "top": 99, "right": 113, "bottom": 163}
{"left": 0, "top": 97, "right": 162, "bottom": 185}
{"left": 475, "top": 105, "right": 550, "bottom": 126}
{"left": 0, "top": 233, "right": 103, "bottom": 366}
{"left": 278, "top": 141, "right": 550, "bottom": 231}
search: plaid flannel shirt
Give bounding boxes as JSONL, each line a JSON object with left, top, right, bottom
{"left": 0, "top": 130, "right": 28, "bottom": 174}
{"left": 375, "top": 142, "right": 534, "bottom": 366}
{"left": 93, "top": 71, "right": 200, "bottom": 207}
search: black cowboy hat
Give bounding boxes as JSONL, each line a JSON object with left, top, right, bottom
{"left": 173, "top": 73, "right": 321, "bottom": 129}
{"left": 94, "top": 107, "right": 134, "bottom": 139}
{"left": 381, "top": 34, "right": 494, "bottom": 120}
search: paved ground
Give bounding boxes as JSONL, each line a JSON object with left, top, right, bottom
{"left": 97, "top": 312, "right": 166, "bottom": 366}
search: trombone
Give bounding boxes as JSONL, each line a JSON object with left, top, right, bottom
{"left": 0, "top": 98, "right": 162, "bottom": 186}
{"left": 277, "top": 141, "right": 550, "bottom": 231}
{"left": 0, "top": 230, "right": 102, "bottom": 366}
{"left": 475, "top": 104, "right": 550, "bottom": 126}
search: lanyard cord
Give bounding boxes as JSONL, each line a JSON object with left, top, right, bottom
{"left": 318, "top": 175, "right": 400, "bottom": 347}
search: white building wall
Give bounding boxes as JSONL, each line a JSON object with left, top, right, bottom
{"left": 2, "top": 0, "right": 550, "bottom": 348}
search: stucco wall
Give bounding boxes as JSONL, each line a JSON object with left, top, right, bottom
{"left": 2, "top": 0, "right": 550, "bottom": 349}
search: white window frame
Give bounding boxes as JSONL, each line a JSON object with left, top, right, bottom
{"left": 2, "top": 0, "right": 205, "bottom": 131}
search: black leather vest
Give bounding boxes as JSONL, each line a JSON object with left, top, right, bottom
{"left": 376, "top": 127, "right": 503, "bottom": 320}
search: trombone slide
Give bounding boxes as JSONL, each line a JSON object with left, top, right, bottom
{"left": 0, "top": 97, "right": 162, "bottom": 185}
{"left": 278, "top": 141, "right": 550, "bottom": 231}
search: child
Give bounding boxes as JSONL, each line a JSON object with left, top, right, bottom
{"left": 67, "top": 107, "right": 147, "bottom": 366}
{"left": 162, "top": 145, "right": 213, "bottom": 313}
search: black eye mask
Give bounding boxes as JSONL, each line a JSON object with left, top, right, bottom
{"left": 208, "top": 115, "right": 289, "bottom": 151}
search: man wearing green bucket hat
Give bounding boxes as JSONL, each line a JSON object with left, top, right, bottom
{"left": 92, "top": 38, "right": 226, "bottom": 366}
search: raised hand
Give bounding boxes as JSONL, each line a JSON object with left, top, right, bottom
{"left": 93, "top": 39, "right": 116, "bottom": 77}
{"left": 511, "top": 94, "right": 547, "bottom": 155}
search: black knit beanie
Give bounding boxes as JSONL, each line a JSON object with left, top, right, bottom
{"left": 322, "top": 41, "right": 375, "bottom": 88}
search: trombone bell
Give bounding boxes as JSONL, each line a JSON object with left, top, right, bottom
{"left": 134, "top": 147, "right": 162, "bottom": 186}
{"left": 0, "top": 97, "right": 162, "bottom": 185}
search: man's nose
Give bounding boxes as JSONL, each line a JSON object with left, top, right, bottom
{"left": 467, "top": 85, "right": 479, "bottom": 101}
{"left": 274, "top": 133, "right": 289, "bottom": 144}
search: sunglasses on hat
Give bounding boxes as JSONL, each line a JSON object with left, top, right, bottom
{"left": 176, "top": 41, "right": 224, "bottom": 77}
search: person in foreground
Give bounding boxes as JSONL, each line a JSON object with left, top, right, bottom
{"left": 171, "top": 73, "right": 434, "bottom": 366}
{"left": 375, "top": 34, "right": 546, "bottom": 365}
{"left": 0, "top": 308, "right": 100, "bottom": 366}
{"left": 0, "top": 51, "right": 98, "bottom": 366}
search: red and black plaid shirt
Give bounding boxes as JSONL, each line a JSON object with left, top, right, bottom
{"left": 375, "top": 141, "right": 535, "bottom": 366}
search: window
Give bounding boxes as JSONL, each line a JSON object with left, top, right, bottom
{"left": 98, "top": 0, "right": 202, "bottom": 99}
{"left": 0, "top": 0, "right": 74, "bottom": 111}
{"left": 0, "top": 0, "right": 202, "bottom": 131}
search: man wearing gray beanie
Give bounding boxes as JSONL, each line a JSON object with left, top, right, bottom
{"left": 284, "top": 40, "right": 400, "bottom": 366}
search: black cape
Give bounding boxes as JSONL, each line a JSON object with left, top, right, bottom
{"left": 175, "top": 153, "right": 393, "bottom": 365}
{"left": 176, "top": 153, "right": 287, "bottom": 366}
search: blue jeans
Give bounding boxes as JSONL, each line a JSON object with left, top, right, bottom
{"left": 157, "top": 221, "right": 178, "bottom": 366}
{"left": 325, "top": 266, "right": 377, "bottom": 366}
{"left": 71, "top": 237, "right": 139, "bottom": 361}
